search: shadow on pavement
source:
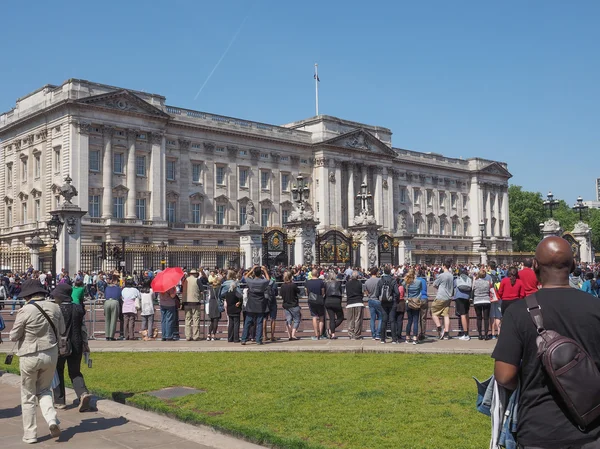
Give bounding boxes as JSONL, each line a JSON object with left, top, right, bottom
{"left": 53, "top": 416, "right": 129, "bottom": 443}
{"left": 0, "top": 404, "right": 22, "bottom": 419}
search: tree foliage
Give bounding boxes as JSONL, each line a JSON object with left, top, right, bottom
{"left": 509, "top": 185, "right": 600, "bottom": 253}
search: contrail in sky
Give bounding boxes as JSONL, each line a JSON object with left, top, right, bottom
{"left": 193, "top": 13, "right": 251, "bottom": 101}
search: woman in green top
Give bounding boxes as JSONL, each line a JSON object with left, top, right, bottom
{"left": 71, "top": 279, "right": 86, "bottom": 305}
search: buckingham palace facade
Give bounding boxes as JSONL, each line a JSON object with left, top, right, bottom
{"left": 0, "top": 79, "right": 512, "bottom": 273}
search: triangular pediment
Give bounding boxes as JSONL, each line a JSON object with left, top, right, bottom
{"left": 76, "top": 90, "right": 170, "bottom": 118}
{"left": 112, "top": 184, "right": 129, "bottom": 195}
{"left": 280, "top": 200, "right": 294, "bottom": 208}
{"left": 479, "top": 162, "right": 512, "bottom": 178}
{"left": 237, "top": 195, "right": 251, "bottom": 203}
{"left": 214, "top": 194, "right": 229, "bottom": 204}
{"left": 321, "top": 129, "right": 397, "bottom": 156}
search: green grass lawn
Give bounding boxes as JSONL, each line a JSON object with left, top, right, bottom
{"left": 2, "top": 352, "right": 494, "bottom": 449}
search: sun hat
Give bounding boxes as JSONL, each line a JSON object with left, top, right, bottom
{"left": 19, "top": 279, "right": 48, "bottom": 298}
{"left": 50, "top": 283, "right": 73, "bottom": 303}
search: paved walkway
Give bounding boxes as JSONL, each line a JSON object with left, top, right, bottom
{"left": 0, "top": 372, "right": 266, "bottom": 449}
{"left": 83, "top": 335, "right": 496, "bottom": 354}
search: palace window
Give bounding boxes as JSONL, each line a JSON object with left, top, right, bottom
{"left": 499, "top": 220, "right": 504, "bottom": 237}
{"left": 136, "top": 198, "right": 146, "bottom": 220}
{"left": 216, "top": 166, "right": 225, "bottom": 185}
{"left": 22, "top": 202, "right": 27, "bottom": 224}
{"left": 6, "top": 163, "right": 12, "bottom": 187}
{"left": 89, "top": 150, "right": 100, "bottom": 172}
{"left": 451, "top": 193, "right": 458, "bottom": 209}
{"left": 463, "top": 221, "right": 469, "bottom": 235}
{"left": 113, "top": 153, "right": 125, "bottom": 174}
{"left": 192, "top": 164, "right": 201, "bottom": 183}
{"left": 113, "top": 197, "right": 125, "bottom": 219}
{"left": 239, "top": 168, "right": 248, "bottom": 188}
{"left": 166, "top": 160, "right": 176, "bottom": 181}
{"left": 216, "top": 205, "right": 225, "bottom": 225}
{"left": 21, "top": 158, "right": 28, "bottom": 180}
{"left": 167, "top": 201, "right": 176, "bottom": 223}
{"left": 440, "top": 219, "right": 446, "bottom": 235}
{"left": 6, "top": 206, "right": 12, "bottom": 227}
{"left": 34, "top": 199, "right": 40, "bottom": 222}
{"left": 452, "top": 220, "right": 458, "bottom": 236}
{"left": 34, "top": 154, "right": 41, "bottom": 178}
{"left": 88, "top": 195, "right": 101, "bottom": 218}
{"left": 463, "top": 194, "right": 468, "bottom": 209}
{"left": 413, "top": 189, "right": 420, "bottom": 205}
{"left": 54, "top": 147, "right": 61, "bottom": 173}
{"left": 191, "top": 203, "right": 201, "bottom": 224}
{"left": 426, "top": 190, "right": 433, "bottom": 207}
{"left": 135, "top": 156, "right": 146, "bottom": 177}
{"left": 438, "top": 192, "right": 445, "bottom": 208}
{"left": 260, "top": 171, "right": 270, "bottom": 190}
{"left": 282, "top": 209, "right": 289, "bottom": 225}
{"left": 261, "top": 207, "right": 269, "bottom": 227}
{"left": 427, "top": 217, "right": 434, "bottom": 234}
{"left": 281, "top": 173, "right": 290, "bottom": 191}
{"left": 239, "top": 205, "right": 247, "bottom": 225}
{"left": 216, "top": 147, "right": 225, "bottom": 153}
{"left": 399, "top": 186, "right": 406, "bottom": 203}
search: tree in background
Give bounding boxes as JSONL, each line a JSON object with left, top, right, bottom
{"left": 509, "top": 185, "right": 599, "bottom": 255}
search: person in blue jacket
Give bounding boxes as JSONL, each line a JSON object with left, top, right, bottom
{"left": 580, "top": 272, "right": 599, "bottom": 297}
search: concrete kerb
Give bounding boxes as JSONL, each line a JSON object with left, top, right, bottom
{"left": 0, "top": 371, "right": 268, "bottom": 449}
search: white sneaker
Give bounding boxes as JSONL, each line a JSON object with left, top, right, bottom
{"left": 459, "top": 335, "right": 471, "bottom": 341}
{"left": 22, "top": 437, "right": 38, "bottom": 444}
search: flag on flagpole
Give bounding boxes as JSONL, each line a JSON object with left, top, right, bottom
{"left": 314, "top": 73, "right": 320, "bottom": 82}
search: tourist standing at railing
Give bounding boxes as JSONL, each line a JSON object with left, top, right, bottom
{"left": 471, "top": 270, "right": 492, "bottom": 340}
{"left": 241, "top": 265, "right": 270, "bottom": 345}
{"left": 376, "top": 266, "right": 400, "bottom": 344}
{"left": 9, "top": 277, "right": 22, "bottom": 315}
{"left": 280, "top": 271, "right": 302, "bottom": 341}
{"left": 416, "top": 269, "right": 429, "bottom": 341}
{"left": 431, "top": 259, "right": 454, "bottom": 340}
{"left": 71, "top": 279, "right": 85, "bottom": 306}
{"left": 121, "top": 278, "right": 141, "bottom": 340}
{"left": 182, "top": 269, "right": 204, "bottom": 341}
{"left": 324, "top": 272, "right": 344, "bottom": 339}
{"left": 136, "top": 281, "right": 156, "bottom": 340}
{"left": 498, "top": 266, "right": 525, "bottom": 315}
{"left": 345, "top": 271, "right": 365, "bottom": 340}
{"left": 365, "top": 267, "right": 383, "bottom": 341}
{"left": 403, "top": 269, "right": 422, "bottom": 345}
{"left": 206, "top": 277, "right": 222, "bottom": 341}
{"left": 223, "top": 271, "right": 243, "bottom": 343}
{"left": 305, "top": 268, "right": 326, "bottom": 340}
{"left": 263, "top": 274, "right": 279, "bottom": 342}
{"left": 159, "top": 287, "right": 178, "bottom": 341}
{"left": 103, "top": 276, "right": 122, "bottom": 341}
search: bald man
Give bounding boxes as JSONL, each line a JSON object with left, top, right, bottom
{"left": 492, "top": 237, "right": 600, "bottom": 449}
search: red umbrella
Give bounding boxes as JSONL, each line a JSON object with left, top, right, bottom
{"left": 151, "top": 267, "right": 185, "bottom": 293}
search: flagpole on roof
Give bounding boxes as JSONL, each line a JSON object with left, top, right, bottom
{"left": 314, "top": 63, "right": 319, "bottom": 116}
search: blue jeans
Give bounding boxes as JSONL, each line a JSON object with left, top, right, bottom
{"left": 368, "top": 299, "right": 383, "bottom": 339}
{"left": 161, "top": 306, "right": 177, "bottom": 339}
{"left": 12, "top": 295, "right": 20, "bottom": 312}
{"left": 406, "top": 308, "right": 419, "bottom": 337}
{"left": 241, "top": 312, "right": 264, "bottom": 344}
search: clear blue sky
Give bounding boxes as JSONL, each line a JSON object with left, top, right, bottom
{"left": 2, "top": 0, "right": 598, "bottom": 203}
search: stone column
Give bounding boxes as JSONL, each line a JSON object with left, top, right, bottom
{"left": 502, "top": 188, "right": 510, "bottom": 237}
{"left": 374, "top": 166, "right": 383, "bottom": 226}
{"left": 573, "top": 222, "right": 593, "bottom": 264}
{"left": 285, "top": 220, "right": 318, "bottom": 266}
{"left": 386, "top": 169, "right": 395, "bottom": 231}
{"left": 54, "top": 203, "right": 87, "bottom": 278}
{"left": 101, "top": 126, "right": 115, "bottom": 219}
{"left": 126, "top": 129, "right": 137, "bottom": 219}
{"left": 239, "top": 223, "right": 264, "bottom": 268}
{"left": 27, "top": 235, "right": 44, "bottom": 271}
{"left": 396, "top": 236, "right": 413, "bottom": 265}
{"left": 315, "top": 158, "right": 329, "bottom": 229}
{"left": 149, "top": 132, "right": 165, "bottom": 222}
{"left": 347, "top": 163, "right": 355, "bottom": 225}
{"left": 479, "top": 246, "right": 488, "bottom": 265}
{"left": 333, "top": 159, "right": 342, "bottom": 228}
{"left": 468, "top": 175, "right": 481, "bottom": 238}
{"left": 350, "top": 225, "right": 380, "bottom": 269}
{"left": 540, "top": 219, "right": 562, "bottom": 238}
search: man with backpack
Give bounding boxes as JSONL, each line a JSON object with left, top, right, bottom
{"left": 375, "top": 265, "right": 399, "bottom": 344}
{"left": 493, "top": 236, "right": 600, "bottom": 448}
{"left": 454, "top": 268, "right": 473, "bottom": 340}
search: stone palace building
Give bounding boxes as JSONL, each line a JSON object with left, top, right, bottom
{"left": 0, "top": 79, "right": 512, "bottom": 274}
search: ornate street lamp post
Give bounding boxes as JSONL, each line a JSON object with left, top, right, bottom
{"left": 543, "top": 191, "right": 559, "bottom": 218}
{"left": 159, "top": 241, "right": 167, "bottom": 270}
{"left": 356, "top": 182, "right": 372, "bottom": 215}
{"left": 46, "top": 213, "right": 64, "bottom": 290}
{"left": 479, "top": 220, "right": 486, "bottom": 248}
{"left": 291, "top": 175, "right": 310, "bottom": 212}
{"left": 573, "top": 196, "right": 588, "bottom": 222}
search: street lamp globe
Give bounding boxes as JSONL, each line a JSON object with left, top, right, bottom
{"left": 46, "top": 213, "right": 63, "bottom": 241}
{"left": 479, "top": 220, "right": 486, "bottom": 234}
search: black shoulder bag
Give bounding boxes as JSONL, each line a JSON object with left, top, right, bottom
{"left": 526, "top": 294, "right": 600, "bottom": 429}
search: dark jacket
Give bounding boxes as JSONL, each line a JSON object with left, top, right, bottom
{"left": 375, "top": 275, "right": 399, "bottom": 305}
{"left": 244, "top": 277, "right": 269, "bottom": 314}
{"left": 280, "top": 282, "right": 301, "bottom": 310}
{"left": 224, "top": 286, "right": 243, "bottom": 316}
{"left": 59, "top": 301, "right": 86, "bottom": 354}
{"left": 207, "top": 286, "right": 222, "bottom": 319}
{"left": 345, "top": 279, "right": 364, "bottom": 306}
{"left": 324, "top": 280, "right": 343, "bottom": 307}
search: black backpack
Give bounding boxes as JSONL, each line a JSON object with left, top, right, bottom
{"left": 379, "top": 277, "right": 394, "bottom": 303}
{"left": 526, "top": 294, "right": 600, "bottom": 429}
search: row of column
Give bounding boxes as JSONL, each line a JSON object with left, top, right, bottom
{"left": 482, "top": 184, "right": 509, "bottom": 238}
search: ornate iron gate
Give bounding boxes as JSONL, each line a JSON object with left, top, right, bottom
{"left": 262, "top": 228, "right": 289, "bottom": 268}
{"left": 0, "top": 246, "right": 32, "bottom": 272}
{"left": 378, "top": 234, "right": 396, "bottom": 266}
{"left": 562, "top": 232, "right": 580, "bottom": 261}
{"left": 316, "top": 230, "right": 353, "bottom": 266}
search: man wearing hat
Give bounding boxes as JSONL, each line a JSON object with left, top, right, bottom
{"left": 51, "top": 283, "right": 93, "bottom": 412}
{"left": 9, "top": 279, "right": 65, "bottom": 443}
{"left": 181, "top": 268, "right": 204, "bottom": 341}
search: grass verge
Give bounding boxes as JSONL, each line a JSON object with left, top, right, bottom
{"left": 2, "top": 352, "right": 493, "bottom": 449}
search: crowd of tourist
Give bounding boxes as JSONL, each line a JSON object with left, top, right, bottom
{"left": 3, "top": 258, "right": 600, "bottom": 346}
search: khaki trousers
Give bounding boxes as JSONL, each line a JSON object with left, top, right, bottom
{"left": 19, "top": 347, "right": 59, "bottom": 440}
{"left": 184, "top": 304, "right": 202, "bottom": 340}
{"left": 346, "top": 306, "right": 364, "bottom": 338}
